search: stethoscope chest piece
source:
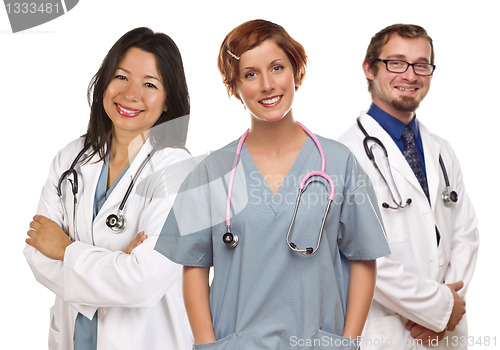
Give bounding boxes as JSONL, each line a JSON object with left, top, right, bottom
{"left": 106, "top": 212, "right": 126, "bottom": 233}
{"left": 442, "top": 188, "right": 458, "bottom": 207}
{"left": 223, "top": 230, "right": 238, "bottom": 248}
{"left": 439, "top": 155, "right": 458, "bottom": 207}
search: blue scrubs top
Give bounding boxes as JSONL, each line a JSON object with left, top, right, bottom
{"left": 74, "top": 154, "right": 130, "bottom": 350}
{"left": 155, "top": 135, "right": 390, "bottom": 349}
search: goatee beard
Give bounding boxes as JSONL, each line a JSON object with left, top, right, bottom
{"left": 392, "top": 96, "right": 420, "bottom": 113}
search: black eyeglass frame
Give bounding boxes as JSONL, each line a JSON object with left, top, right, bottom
{"left": 375, "top": 58, "right": 436, "bottom": 76}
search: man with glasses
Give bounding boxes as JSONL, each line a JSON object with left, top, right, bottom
{"left": 339, "top": 24, "right": 478, "bottom": 349}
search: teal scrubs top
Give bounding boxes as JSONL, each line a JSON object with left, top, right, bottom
{"left": 155, "top": 135, "right": 390, "bottom": 350}
{"left": 74, "top": 154, "right": 130, "bottom": 350}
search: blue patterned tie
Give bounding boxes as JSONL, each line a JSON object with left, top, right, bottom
{"left": 401, "top": 125, "right": 429, "bottom": 200}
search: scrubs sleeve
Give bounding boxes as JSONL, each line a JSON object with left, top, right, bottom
{"left": 155, "top": 161, "right": 214, "bottom": 268}
{"left": 338, "top": 153, "right": 390, "bottom": 260}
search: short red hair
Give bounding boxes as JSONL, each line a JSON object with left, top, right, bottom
{"left": 217, "top": 19, "right": 307, "bottom": 101}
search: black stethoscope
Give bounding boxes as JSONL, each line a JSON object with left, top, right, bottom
{"left": 57, "top": 144, "right": 155, "bottom": 235}
{"left": 357, "top": 117, "right": 458, "bottom": 209}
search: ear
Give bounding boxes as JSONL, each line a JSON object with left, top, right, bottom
{"left": 362, "top": 60, "right": 375, "bottom": 81}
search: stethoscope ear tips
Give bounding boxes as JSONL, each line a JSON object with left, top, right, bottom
{"left": 382, "top": 202, "right": 389, "bottom": 209}
{"left": 288, "top": 242, "right": 314, "bottom": 255}
{"left": 106, "top": 213, "right": 126, "bottom": 233}
{"left": 223, "top": 232, "right": 238, "bottom": 248}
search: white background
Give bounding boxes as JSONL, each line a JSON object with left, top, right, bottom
{"left": 1, "top": 0, "right": 498, "bottom": 348}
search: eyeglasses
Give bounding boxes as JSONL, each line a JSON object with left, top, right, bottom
{"left": 375, "top": 59, "right": 436, "bottom": 76}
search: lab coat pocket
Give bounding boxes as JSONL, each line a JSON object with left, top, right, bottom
{"left": 380, "top": 208, "right": 410, "bottom": 244}
{"left": 193, "top": 333, "right": 239, "bottom": 350}
{"left": 312, "top": 329, "right": 359, "bottom": 349}
{"left": 48, "top": 306, "right": 61, "bottom": 349}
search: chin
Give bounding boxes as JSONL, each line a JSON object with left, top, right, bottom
{"left": 392, "top": 97, "right": 420, "bottom": 113}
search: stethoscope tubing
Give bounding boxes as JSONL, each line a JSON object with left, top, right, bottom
{"left": 225, "top": 129, "right": 249, "bottom": 230}
{"left": 224, "top": 122, "right": 335, "bottom": 255}
{"left": 356, "top": 117, "right": 457, "bottom": 209}
{"left": 58, "top": 144, "right": 155, "bottom": 234}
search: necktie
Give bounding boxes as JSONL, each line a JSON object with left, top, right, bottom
{"left": 401, "top": 125, "right": 429, "bottom": 200}
{"left": 401, "top": 126, "right": 440, "bottom": 245}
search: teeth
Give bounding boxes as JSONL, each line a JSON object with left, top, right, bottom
{"left": 117, "top": 104, "right": 141, "bottom": 114}
{"left": 398, "top": 87, "right": 416, "bottom": 92}
{"left": 260, "top": 96, "right": 281, "bottom": 105}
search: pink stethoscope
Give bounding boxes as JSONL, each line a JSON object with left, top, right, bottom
{"left": 222, "top": 122, "right": 335, "bottom": 255}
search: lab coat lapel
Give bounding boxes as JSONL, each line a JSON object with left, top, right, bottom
{"left": 359, "top": 113, "right": 427, "bottom": 201}
{"left": 77, "top": 152, "right": 104, "bottom": 244}
{"left": 95, "top": 139, "right": 154, "bottom": 219}
{"left": 419, "top": 122, "right": 441, "bottom": 209}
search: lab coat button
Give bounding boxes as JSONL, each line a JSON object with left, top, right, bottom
{"left": 438, "top": 258, "right": 444, "bottom": 266}
{"left": 99, "top": 308, "right": 107, "bottom": 316}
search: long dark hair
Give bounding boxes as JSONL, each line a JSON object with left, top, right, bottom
{"left": 85, "top": 27, "right": 190, "bottom": 160}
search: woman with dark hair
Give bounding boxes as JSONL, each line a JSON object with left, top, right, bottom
{"left": 24, "top": 27, "right": 193, "bottom": 350}
{"left": 155, "top": 20, "right": 390, "bottom": 349}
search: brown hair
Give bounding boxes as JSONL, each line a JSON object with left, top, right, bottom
{"left": 217, "top": 19, "right": 307, "bottom": 101}
{"left": 364, "top": 24, "right": 434, "bottom": 92}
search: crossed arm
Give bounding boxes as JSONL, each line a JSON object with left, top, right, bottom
{"left": 26, "top": 214, "right": 146, "bottom": 261}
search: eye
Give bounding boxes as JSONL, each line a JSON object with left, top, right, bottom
{"left": 145, "top": 82, "right": 158, "bottom": 89}
{"left": 115, "top": 74, "right": 127, "bottom": 80}
{"left": 388, "top": 60, "right": 405, "bottom": 68}
{"left": 272, "top": 65, "right": 284, "bottom": 72}
{"left": 244, "top": 71, "right": 256, "bottom": 79}
{"left": 414, "top": 63, "right": 429, "bottom": 69}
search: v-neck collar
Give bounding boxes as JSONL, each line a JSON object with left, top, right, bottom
{"left": 93, "top": 153, "right": 132, "bottom": 220}
{"left": 240, "top": 136, "right": 315, "bottom": 214}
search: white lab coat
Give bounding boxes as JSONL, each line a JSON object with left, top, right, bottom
{"left": 338, "top": 112, "right": 479, "bottom": 350}
{"left": 24, "top": 137, "right": 194, "bottom": 350}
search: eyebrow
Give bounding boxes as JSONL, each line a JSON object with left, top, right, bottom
{"left": 116, "top": 67, "right": 162, "bottom": 81}
{"left": 385, "top": 54, "right": 430, "bottom": 63}
{"left": 241, "top": 58, "right": 286, "bottom": 71}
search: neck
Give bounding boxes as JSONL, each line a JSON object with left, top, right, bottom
{"left": 246, "top": 111, "right": 306, "bottom": 154}
{"left": 392, "top": 111, "right": 415, "bottom": 125}
{"left": 110, "top": 128, "right": 148, "bottom": 163}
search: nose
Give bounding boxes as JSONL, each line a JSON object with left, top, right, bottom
{"left": 124, "top": 82, "right": 141, "bottom": 101}
{"left": 260, "top": 72, "right": 275, "bottom": 92}
{"left": 400, "top": 64, "right": 417, "bottom": 82}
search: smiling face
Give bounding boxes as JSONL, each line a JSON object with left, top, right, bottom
{"left": 103, "top": 47, "right": 167, "bottom": 139}
{"left": 364, "top": 34, "right": 433, "bottom": 123}
{"left": 237, "top": 39, "right": 295, "bottom": 123}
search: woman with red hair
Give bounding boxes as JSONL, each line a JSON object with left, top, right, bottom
{"left": 156, "top": 19, "right": 390, "bottom": 349}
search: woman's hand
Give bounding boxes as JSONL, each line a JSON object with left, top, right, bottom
{"left": 26, "top": 215, "right": 72, "bottom": 261}
{"left": 124, "top": 232, "right": 147, "bottom": 254}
